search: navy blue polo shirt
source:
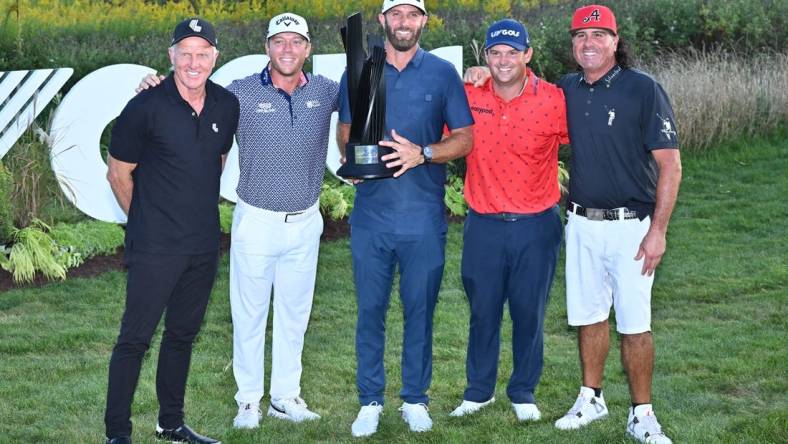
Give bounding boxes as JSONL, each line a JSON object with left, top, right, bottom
{"left": 339, "top": 48, "right": 474, "bottom": 235}
{"left": 559, "top": 65, "right": 679, "bottom": 217}
{"left": 227, "top": 66, "right": 339, "bottom": 212}
{"left": 109, "top": 74, "right": 240, "bottom": 254}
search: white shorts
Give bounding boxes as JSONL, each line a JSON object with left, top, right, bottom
{"left": 565, "top": 211, "right": 654, "bottom": 334}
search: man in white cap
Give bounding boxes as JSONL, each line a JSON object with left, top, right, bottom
{"left": 337, "top": 0, "right": 474, "bottom": 437}
{"left": 225, "top": 12, "right": 338, "bottom": 429}
{"left": 138, "top": 11, "right": 338, "bottom": 429}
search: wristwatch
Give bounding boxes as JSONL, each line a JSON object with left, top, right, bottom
{"left": 421, "top": 145, "right": 433, "bottom": 163}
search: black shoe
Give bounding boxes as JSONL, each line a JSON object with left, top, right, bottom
{"left": 106, "top": 438, "right": 131, "bottom": 444}
{"left": 154, "top": 424, "right": 221, "bottom": 444}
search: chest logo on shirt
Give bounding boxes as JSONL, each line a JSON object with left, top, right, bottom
{"left": 658, "top": 113, "right": 677, "bottom": 140}
{"left": 257, "top": 102, "right": 276, "bottom": 113}
{"left": 471, "top": 106, "right": 494, "bottom": 116}
{"left": 212, "top": 123, "right": 219, "bottom": 133}
{"left": 607, "top": 109, "right": 616, "bottom": 126}
{"left": 306, "top": 100, "right": 321, "bottom": 109}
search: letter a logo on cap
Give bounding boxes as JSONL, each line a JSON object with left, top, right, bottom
{"left": 189, "top": 19, "right": 202, "bottom": 32}
{"left": 583, "top": 9, "right": 601, "bottom": 23}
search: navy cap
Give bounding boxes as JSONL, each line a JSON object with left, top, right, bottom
{"left": 171, "top": 18, "right": 217, "bottom": 47}
{"left": 485, "top": 19, "right": 530, "bottom": 51}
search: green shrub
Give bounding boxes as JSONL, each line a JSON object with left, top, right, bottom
{"left": 49, "top": 220, "right": 125, "bottom": 260}
{"left": 0, "top": 162, "right": 14, "bottom": 242}
{"left": 444, "top": 175, "right": 467, "bottom": 217}
{"left": 319, "top": 178, "right": 355, "bottom": 221}
{"left": 0, "top": 219, "right": 67, "bottom": 283}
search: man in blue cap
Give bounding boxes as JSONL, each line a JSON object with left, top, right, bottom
{"left": 449, "top": 18, "right": 568, "bottom": 421}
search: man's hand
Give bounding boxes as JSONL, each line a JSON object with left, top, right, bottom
{"left": 379, "top": 129, "right": 424, "bottom": 178}
{"left": 463, "top": 66, "right": 491, "bottom": 87}
{"left": 634, "top": 228, "right": 666, "bottom": 276}
{"left": 135, "top": 73, "right": 166, "bottom": 93}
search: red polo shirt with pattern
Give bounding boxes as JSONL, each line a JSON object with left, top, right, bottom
{"left": 463, "top": 70, "right": 568, "bottom": 214}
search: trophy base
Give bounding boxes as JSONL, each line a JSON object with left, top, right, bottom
{"left": 337, "top": 143, "right": 397, "bottom": 179}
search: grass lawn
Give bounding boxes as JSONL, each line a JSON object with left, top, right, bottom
{"left": 1, "top": 136, "right": 786, "bottom": 443}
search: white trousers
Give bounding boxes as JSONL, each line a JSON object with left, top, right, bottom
{"left": 230, "top": 199, "right": 323, "bottom": 403}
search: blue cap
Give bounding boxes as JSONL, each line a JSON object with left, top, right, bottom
{"left": 485, "top": 19, "right": 530, "bottom": 51}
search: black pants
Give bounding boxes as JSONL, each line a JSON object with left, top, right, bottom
{"left": 104, "top": 250, "right": 219, "bottom": 439}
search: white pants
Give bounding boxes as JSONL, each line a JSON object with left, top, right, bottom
{"left": 230, "top": 199, "right": 323, "bottom": 403}
{"left": 565, "top": 211, "right": 654, "bottom": 334}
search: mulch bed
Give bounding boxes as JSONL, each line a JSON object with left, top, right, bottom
{"left": 0, "top": 217, "right": 351, "bottom": 292}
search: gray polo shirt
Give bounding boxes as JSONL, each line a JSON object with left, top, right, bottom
{"left": 227, "top": 67, "right": 339, "bottom": 212}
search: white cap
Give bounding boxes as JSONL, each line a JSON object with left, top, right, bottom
{"left": 381, "top": 0, "right": 427, "bottom": 14}
{"left": 267, "top": 12, "right": 310, "bottom": 41}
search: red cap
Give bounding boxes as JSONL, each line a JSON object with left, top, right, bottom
{"left": 570, "top": 5, "right": 617, "bottom": 35}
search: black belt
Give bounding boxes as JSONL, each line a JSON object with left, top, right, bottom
{"left": 470, "top": 206, "right": 556, "bottom": 222}
{"left": 568, "top": 202, "right": 638, "bottom": 221}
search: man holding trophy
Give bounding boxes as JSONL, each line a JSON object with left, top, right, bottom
{"left": 336, "top": 0, "right": 474, "bottom": 437}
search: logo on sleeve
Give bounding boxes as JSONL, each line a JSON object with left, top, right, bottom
{"left": 657, "top": 114, "right": 676, "bottom": 140}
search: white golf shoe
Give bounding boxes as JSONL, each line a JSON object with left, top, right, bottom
{"left": 627, "top": 405, "right": 673, "bottom": 443}
{"left": 450, "top": 397, "right": 495, "bottom": 417}
{"left": 268, "top": 396, "right": 320, "bottom": 422}
{"left": 399, "top": 402, "right": 433, "bottom": 432}
{"left": 512, "top": 402, "right": 541, "bottom": 422}
{"left": 555, "top": 386, "right": 609, "bottom": 430}
{"left": 233, "top": 402, "right": 262, "bottom": 429}
{"left": 351, "top": 402, "right": 383, "bottom": 437}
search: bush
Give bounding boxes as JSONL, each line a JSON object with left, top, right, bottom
{"left": 0, "top": 219, "right": 68, "bottom": 283}
{"left": 48, "top": 220, "right": 125, "bottom": 260}
{"left": 0, "top": 163, "right": 13, "bottom": 242}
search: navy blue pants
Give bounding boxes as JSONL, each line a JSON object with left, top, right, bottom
{"left": 351, "top": 226, "right": 446, "bottom": 406}
{"left": 461, "top": 206, "right": 562, "bottom": 404}
{"left": 105, "top": 250, "right": 218, "bottom": 438}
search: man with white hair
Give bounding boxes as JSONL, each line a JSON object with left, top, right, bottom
{"left": 105, "top": 17, "right": 237, "bottom": 444}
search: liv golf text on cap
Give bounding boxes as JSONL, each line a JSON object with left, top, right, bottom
{"left": 570, "top": 5, "right": 618, "bottom": 35}
{"left": 485, "top": 19, "right": 530, "bottom": 51}
{"left": 381, "top": 0, "right": 427, "bottom": 14}
{"left": 171, "top": 18, "right": 218, "bottom": 47}
{"left": 267, "top": 12, "right": 311, "bottom": 41}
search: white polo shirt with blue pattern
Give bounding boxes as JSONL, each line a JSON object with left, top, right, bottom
{"left": 227, "top": 67, "right": 339, "bottom": 212}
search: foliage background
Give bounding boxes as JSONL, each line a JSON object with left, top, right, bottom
{"left": 2, "top": 0, "right": 786, "bottom": 86}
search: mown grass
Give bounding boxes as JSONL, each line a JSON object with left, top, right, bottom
{"left": 0, "top": 134, "right": 786, "bottom": 443}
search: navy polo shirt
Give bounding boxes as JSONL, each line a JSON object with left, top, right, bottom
{"left": 339, "top": 48, "right": 474, "bottom": 235}
{"left": 227, "top": 67, "right": 339, "bottom": 212}
{"left": 559, "top": 65, "right": 679, "bottom": 217}
{"left": 109, "top": 74, "right": 240, "bottom": 254}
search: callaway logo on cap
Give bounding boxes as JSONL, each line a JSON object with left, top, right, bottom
{"left": 485, "top": 19, "right": 530, "bottom": 51}
{"left": 570, "top": 4, "right": 618, "bottom": 35}
{"left": 171, "top": 17, "right": 218, "bottom": 47}
{"left": 267, "top": 12, "right": 310, "bottom": 41}
{"left": 381, "top": 0, "right": 427, "bottom": 14}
